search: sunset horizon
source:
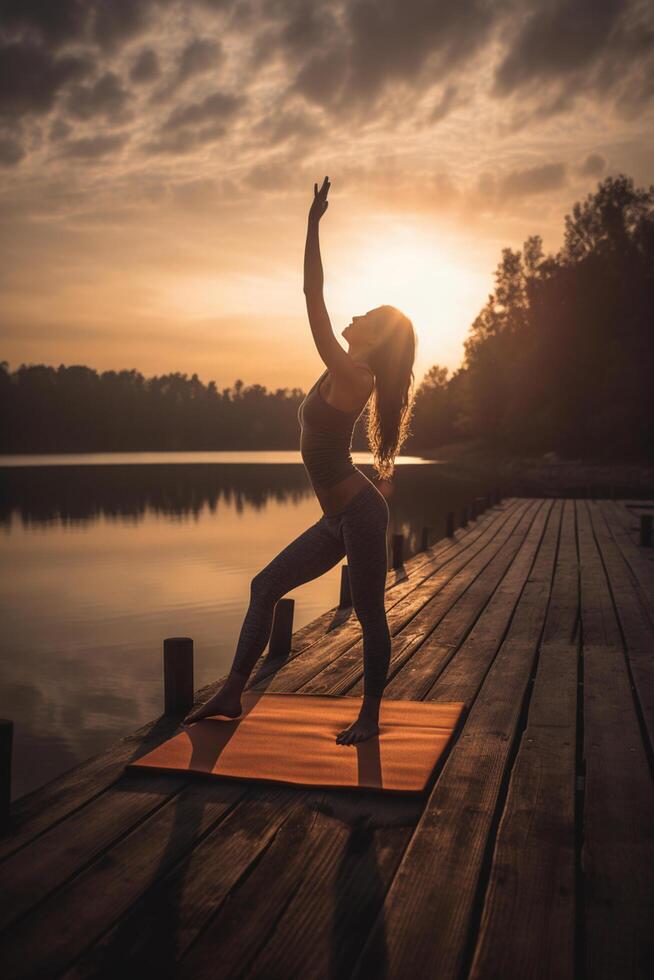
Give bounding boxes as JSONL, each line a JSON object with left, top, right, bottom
{"left": 2, "top": 1, "right": 653, "bottom": 392}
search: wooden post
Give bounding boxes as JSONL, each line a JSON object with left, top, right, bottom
{"left": 420, "top": 526, "right": 430, "bottom": 551}
{"left": 641, "top": 514, "right": 652, "bottom": 548}
{"left": 486, "top": 492, "right": 492, "bottom": 509}
{"left": 339, "top": 565, "right": 352, "bottom": 608}
{"left": 470, "top": 499, "right": 477, "bottom": 520}
{"left": 392, "top": 532, "right": 404, "bottom": 569}
{"left": 0, "top": 719, "right": 12, "bottom": 830}
{"left": 446, "top": 511, "right": 455, "bottom": 538}
{"left": 495, "top": 487, "right": 502, "bottom": 504}
{"left": 163, "top": 637, "right": 194, "bottom": 716}
{"left": 268, "top": 598, "right": 295, "bottom": 657}
{"left": 461, "top": 505, "right": 468, "bottom": 527}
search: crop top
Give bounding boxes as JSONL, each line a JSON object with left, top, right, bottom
{"left": 298, "top": 366, "right": 374, "bottom": 490}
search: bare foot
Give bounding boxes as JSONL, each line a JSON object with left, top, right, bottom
{"left": 182, "top": 689, "right": 242, "bottom": 726}
{"left": 336, "top": 716, "right": 379, "bottom": 745}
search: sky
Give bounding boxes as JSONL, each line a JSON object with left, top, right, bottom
{"left": 1, "top": 0, "right": 653, "bottom": 392}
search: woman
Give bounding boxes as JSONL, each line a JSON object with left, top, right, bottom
{"left": 183, "top": 176, "right": 417, "bottom": 743}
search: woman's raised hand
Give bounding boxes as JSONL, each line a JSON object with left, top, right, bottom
{"left": 308, "top": 176, "right": 330, "bottom": 224}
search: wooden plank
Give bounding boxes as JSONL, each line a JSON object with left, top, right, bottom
{"left": 0, "top": 712, "right": 185, "bottom": 864}
{"left": 0, "top": 782, "right": 300, "bottom": 980}
{"left": 69, "top": 792, "right": 415, "bottom": 980}
{"left": 350, "top": 496, "right": 562, "bottom": 979}
{"left": 576, "top": 500, "right": 654, "bottom": 980}
{"left": 430, "top": 500, "right": 566, "bottom": 705}
{"left": 467, "top": 499, "right": 577, "bottom": 979}
{"left": 468, "top": 643, "right": 577, "bottom": 980}
{"left": 539, "top": 498, "right": 579, "bottom": 647}
{"left": 577, "top": 500, "right": 622, "bottom": 649}
{"left": 0, "top": 502, "right": 511, "bottom": 865}
{"left": 598, "top": 501, "right": 654, "bottom": 609}
{"left": 382, "top": 501, "right": 552, "bottom": 702}
{"left": 0, "top": 773, "right": 181, "bottom": 932}
{"left": 588, "top": 500, "right": 654, "bottom": 751}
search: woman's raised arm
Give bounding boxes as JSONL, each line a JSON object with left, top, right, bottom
{"left": 303, "top": 177, "right": 366, "bottom": 386}
{"left": 303, "top": 177, "right": 329, "bottom": 295}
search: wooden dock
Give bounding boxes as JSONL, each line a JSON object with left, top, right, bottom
{"left": 1, "top": 497, "right": 653, "bottom": 979}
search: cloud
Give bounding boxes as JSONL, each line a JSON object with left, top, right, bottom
{"left": 473, "top": 162, "right": 568, "bottom": 209}
{"left": 91, "top": 0, "right": 164, "bottom": 52}
{"left": 242, "top": 157, "right": 299, "bottom": 192}
{"left": 0, "top": 135, "right": 25, "bottom": 166}
{"left": 143, "top": 123, "right": 228, "bottom": 155}
{"left": 290, "top": 48, "right": 350, "bottom": 110}
{"left": 493, "top": 0, "right": 654, "bottom": 121}
{"left": 251, "top": 107, "right": 323, "bottom": 146}
{"left": 129, "top": 48, "right": 161, "bottom": 85}
{"left": 0, "top": 0, "right": 89, "bottom": 48}
{"left": 428, "top": 84, "right": 460, "bottom": 123}
{"left": 160, "top": 89, "right": 243, "bottom": 132}
{"left": 498, "top": 162, "right": 568, "bottom": 199}
{"left": 344, "top": 0, "right": 496, "bottom": 104}
{"left": 579, "top": 153, "right": 606, "bottom": 176}
{"left": 65, "top": 72, "right": 131, "bottom": 122}
{"left": 0, "top": 0, "right": 169, "bottom": 51}
{"left": 59, "top": 133, "right": 130, "bottom": 159}
{"left": 177, "top": 37, "right": 222, "bottom": 83}
{"left": 0, "top": 41, "right": 90, "bottom": 118}
{"left": 148, "top": 36, "right": 224, "bottom": 105}
{"left": 49, "top": 118, "right": 72, "bottom": 141}
{"left": 247, "top": 0, "right": 497, "bottom": 119}
{"left": 495, "top": 0, "right": 623, "bottom": 93}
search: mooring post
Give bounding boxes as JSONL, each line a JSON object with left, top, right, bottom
{"left": 339, "top": 565, "right": 352, "bottom": 608}
{"left": 392, "top": 532, "right": 404, "bottom": 569}
{"left": 641, "top": 514, "right": 652, "bottom": 548}
{"left": 0, "top": 719, "right": 12, "bottom": 830}
{"left": 461, "top": 505, "right": 469, "bottom": 527}
{"left": 446, "top": 512, "right": 455, "bottom": 538}
{"left": 470, "top": 499, "right": 477, "bottom": 520}
{"left": 268, "top": 598, "right": 295, "bottom": 657}
{"left": 163, "top": 637, "right": 194, "bottom": 716}
{"left": 420, "top": 526, "right": 430, "bottom": 551}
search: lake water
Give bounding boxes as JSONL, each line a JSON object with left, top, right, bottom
{"left": 1, "top": 451, "right": 492, "bottom": 801}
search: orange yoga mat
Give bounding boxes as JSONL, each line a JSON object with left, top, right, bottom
{"left": 127, "top": 692, "right": 467, "bottom": 794}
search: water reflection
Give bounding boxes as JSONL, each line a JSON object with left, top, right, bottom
{"left": 0, "top": 455, "right": 488, "bottom": 801}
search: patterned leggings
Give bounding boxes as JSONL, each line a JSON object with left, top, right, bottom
{"left": 231, "top": 479, "right": 392, "bottom": 698}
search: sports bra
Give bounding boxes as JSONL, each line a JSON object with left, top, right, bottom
{"left": 298, "top": 365, "right": 374, "bottom": 490}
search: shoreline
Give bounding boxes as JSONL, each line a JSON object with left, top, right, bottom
{"left": 418, "top": 440, "right": 654, "bottom": 495}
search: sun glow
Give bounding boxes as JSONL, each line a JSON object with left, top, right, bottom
{"left": 328, "top": 220, "right": 490, "bottom": 375}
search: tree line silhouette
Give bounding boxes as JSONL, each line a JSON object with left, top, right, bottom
{"left": 1, "top": 174, "right": 651, "bottom": 459}
{"left": 409, "top": 174, "right": 653, "bottom": 459}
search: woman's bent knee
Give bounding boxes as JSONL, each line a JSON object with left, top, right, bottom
{"left": 249, "top": 570, "right": 279, "bottom": 603}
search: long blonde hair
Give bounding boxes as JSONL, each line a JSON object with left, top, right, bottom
{"left": 365, "top": 306, "right": 417, "bottom": 480}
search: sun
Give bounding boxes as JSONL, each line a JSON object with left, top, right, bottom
{"left": 327, "top": 218, "right": 490, "bottom": 376}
